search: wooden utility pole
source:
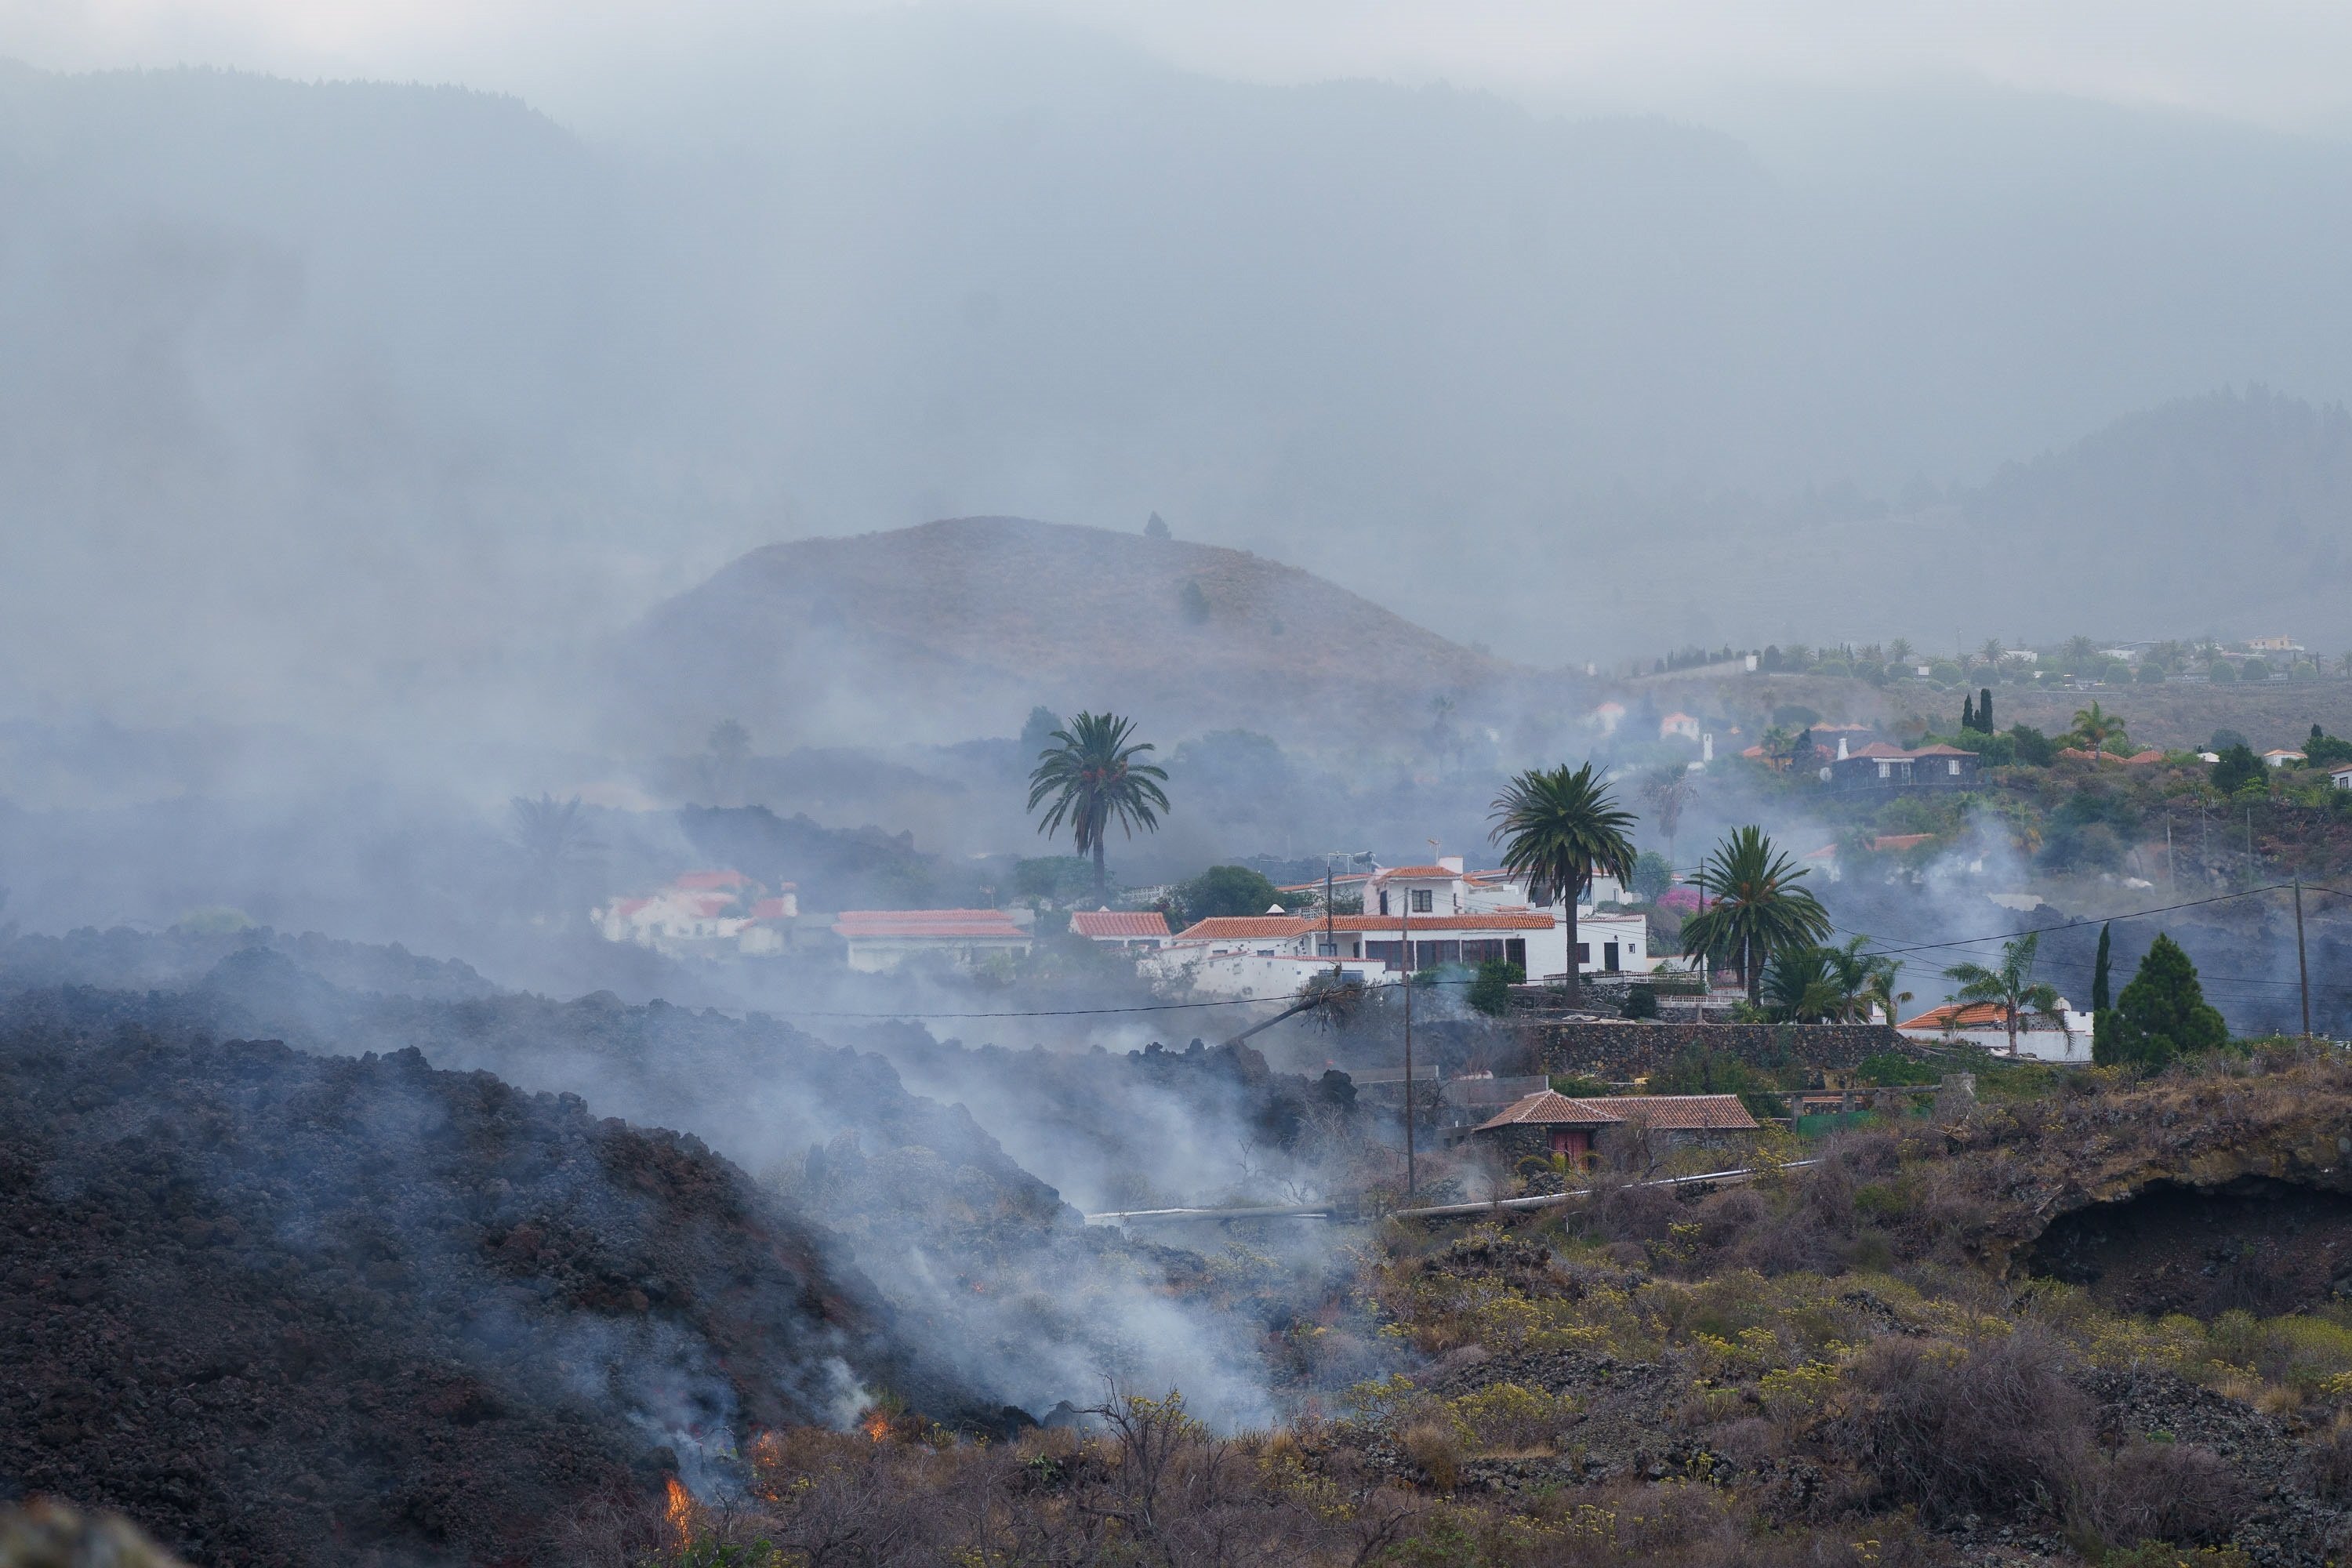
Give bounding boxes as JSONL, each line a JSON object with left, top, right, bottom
{"left": 2296, "top": 877, "right": 2313, "bottom": 1044}
{"left": 1401, "top": 889, "right": 1414, "bottom": 1200}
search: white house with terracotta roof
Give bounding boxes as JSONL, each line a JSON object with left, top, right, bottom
{"left": 1069, "top": 909, "right": 1171, "bottom": 948}
{"left": 595, "top": 870, "right": 798, "bottom": 958}
{"left": 834, "top": 909, "right": 1033, "bottom": 972}
{"left": 1897, "top": 999, "right": 2092, "bottom": 1062}
{"left": 2263, "top": 749, "right": 2308, "bottom": 769}
{"left": 2332, "top": 765, "right": 2352, "bottom": 791}
{"left": 1659, "top": 711, "right": 1700, "bottom": 742}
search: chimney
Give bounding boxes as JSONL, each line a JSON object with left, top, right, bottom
{"left": 1837, "top": 735, "right": 1849, "bottom": 760}
{"left": 1439, "top": 856, "right": 1464, "bottom": 874}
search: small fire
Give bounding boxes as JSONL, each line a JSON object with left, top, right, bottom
{"left": 862, "top": 1408, "right": 891, "bottom": 1443}
{"left": 663, "top": 1476, "right": 693, "bottom": 1552}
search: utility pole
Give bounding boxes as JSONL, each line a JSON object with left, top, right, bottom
{"left": 1401, "top": 889, "right": 1415, "bottom": 1200}
{"left": 2166, "top": 816, "right": 2176, "bottom": 892}
{"left": 2296, "top": 878, "right": 2313, "bottom": 1044}
{"left": 1324, "top": 858, "right": 1336, "bottom": 972}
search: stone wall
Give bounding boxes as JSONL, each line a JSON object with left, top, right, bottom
{"left": 1526, "top": 1021, "right": 1929, "bottom": 1083}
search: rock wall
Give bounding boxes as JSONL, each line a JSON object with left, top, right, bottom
{"left": 1525, "top": 1022, "right": 1921, "bottom": 1081}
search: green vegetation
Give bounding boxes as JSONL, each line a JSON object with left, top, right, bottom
{"left": 1942, "top": 931, "right": 2065, "bottom": 1055}
{"left": 1679, "top": 826, "right": 1834, "bottom": 1005}
{"left": 1466, "top": 958, "right": 1526, "bottom": 1017}
{"left": 1488, "top": 762, "right": 1638, "bottom": 1007}
{"left": 2094, "top": 933, "right": 2230, "bottom": 1069}
{"left": 1168, "top": 863, "right": 1308, "bottom": 927}
{"left": 1025, "top": 711, "right": 1171, "bottom": 902}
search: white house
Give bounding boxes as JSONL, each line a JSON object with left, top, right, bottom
{"left": 596, "top": 870, "right": 798, "bottom": 958}
{"left": 1660, "top": 711, "right": 1700, "bottom": 742}
{"left": 2263, "top": 749, "right": 2307, "bottom": 769}
{"left": 834, "top": 909, "right": 1033, "bottom": 971}
{"left": 1897, "top": 1000, "right": 2094, "bottom": 1063}
{"left": 1069, "top": 909, "right": 1171, "bottom": 948}
{"left": 2332, "top": 764, "right": 2352, "bottom": 791}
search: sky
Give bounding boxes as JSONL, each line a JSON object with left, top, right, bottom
{"left": 11, "top": 0, "right": 2352, "bottom": 136}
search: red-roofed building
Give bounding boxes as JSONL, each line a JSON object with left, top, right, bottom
{"left": 595, "top": 872, "right": 799, "bottom": 957}
{"left": 1898, "top": 997, "right": 2091, "bottom": 1062}
{"left": 1069, "top": 909, "right": 1171, "bottom": 948}
{"left": 834, "top": 909, "right": 1033, "bottom": 972}
{"left": 1472, "top": 1090, "right": 1758, "bottom": 1164}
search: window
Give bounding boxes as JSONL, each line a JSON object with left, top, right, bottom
{"left": 1410, "top": 888, "right": 1434, "bottom": 913}
{"left": 1947, "top": 758, "right": 1962, "bottom": 776}
{"left": 1576, "top": 942, "right": 1592, "bottom": 964}
{"left": 1877, "top": 761, "right": 1892, "bottom": 779}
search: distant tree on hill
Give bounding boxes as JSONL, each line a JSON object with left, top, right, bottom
{"left": 1027, "top": 711, "right": 1171, "bottom": 902}
{"left": 1630, "top": 850, "right": 1674, "bottom": 903}
{"left": 1961, "top": 694, "right": 1976, "bottom": 731}
{"left": 703, "top": 717, "right": 753, "bottom": 805}
{"left": 1180, "top": 579, "right": 1210, "bottom": 624}
{"left": 2211, "top": 743, "right": 2263, "bottom": 795}
{"left": 1489, "top": 761, "right": 1638, "bottom": 1007}
{"left": 2211, "top": 728, "right": 2251, "bottom": 752}
{"left": 1638, "top": 765, "right": 1693, "bottom": 867}
{"left": 2067, "top": 701, "right": 2128, "bottom": 755}
{"left": 2091, "top": 922, "right": 2113, "bottom": 1014}
{"left": 1144, "top": 512, "right": 1171, "bottom": 539}
{"left": 2209, "top": 659, "right": 2239, "bottom": 684}
{"left": 509, "top": 794, "right": 604, "bottom": 917}
{"left": 1681, "top": 826, "right": 1831, "bottom": 1006}
{"left": 1170, "top": 864, "right": 1298, "bottom": 927}
{"left": 2306, "top": 725, "right": 2352, "bottom": 767}
{"left": 2136, "top": 662, "right": 2167, "bottom": 684}
{"left": 2243, "top": 657, "right": 2274, "bottom": 682}
{"left": 1979, "top": 688, "right": 1994, "bottom": 731}
{"left": 1020, "top": 705, "right": 1062, "bottom": 757}
{"left": 2094, "top": 932, "right": 2227, "bottom": 1069}
{"left": 1980, "top": 637, "right": 2005, "bottom": 668}
{"left": 1887, "top": 637, "right": 1915, "bottom": 666}
{"left": 2009, "top": 725, "right": 2058, "bottom": 767}
{"left": 1942, "top": 931, "right": 2064, "bottom": 1056}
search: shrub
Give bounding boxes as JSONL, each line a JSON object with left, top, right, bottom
{"left": 2070, "top": 1440, "right": 2252, "bottom": 1550}
{"left": 1467, "top": 959, "right": 1525, "bottom": 1017}
{"left": 1401, "top": 1421, "right": 1462, "bottom": 1490}
{"left": 1447, "top": 1382, "right": 1577, "bottom": 1452}
{"left": 1621, "top": 985, "right": 1659, "bottom": 1020}
{"left": 1842, "top": 1328, "right": 2092, "bottom": 1521}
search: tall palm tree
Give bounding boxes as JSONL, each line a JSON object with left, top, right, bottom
{"left": 1027, "top": 712, "right": 1171, "bottom": 902}
{"left": 1638, "top": 764, "right": 1694, "bottom": 868}
{"left": 2069, "top": 702, "right": 2129, "bottom": 756}
{"left": 1679, "top": 826, "right": 1833, "bottom": 1005}
{"left": 1489, "top": 762, "right": 1639, "bottom": 1007}
{"left": 1942, "top": 931, "right": 2065, "bottom": 1055}
{"left": 1888, "top": 637, "right": 1915, "bottom": 667}
{"left": 509, "top": 794, "right": 604, "bottom": 918}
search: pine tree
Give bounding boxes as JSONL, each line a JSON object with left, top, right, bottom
{"left": 2096, "top": 932, "right": 2227, "bottom": 1070}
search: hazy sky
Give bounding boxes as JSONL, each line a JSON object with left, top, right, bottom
{"left": 13, "top": 0, "right": 2352, "bottom": 134}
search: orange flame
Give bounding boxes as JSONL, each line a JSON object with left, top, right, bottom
{"left": 862, "top": 1409, "right": 891, "bottom": 1443}
{"left": 663, "top": 1476, "right": 693, "bottom": 1552}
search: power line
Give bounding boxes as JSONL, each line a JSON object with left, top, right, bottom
{"left": 1834, "top": 883, "right": 2298, "bottom": 960}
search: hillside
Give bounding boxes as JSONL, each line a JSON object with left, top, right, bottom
{"left": 605, "top": 516, "right": 1519, "bottom": 750}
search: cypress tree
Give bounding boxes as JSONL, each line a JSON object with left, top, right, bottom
{"left": 2090, "top": 922, "right": 2112, "bottom": 1013}
{"left": 1980, "top": 688, "right": 1994, "bottom": 732}
{"left": 1961, "top": 695, "right": 1976, "bottom": 732}
{"left": 2098, "top": 932, "right": 2227, "bottom": 1070}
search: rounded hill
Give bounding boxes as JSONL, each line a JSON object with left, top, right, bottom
{"left": 608, "top": 517, "right": 1513, "bottom": 748}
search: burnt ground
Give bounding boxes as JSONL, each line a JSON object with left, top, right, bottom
{"left": 2027, "top": 1178, "right": 2352, "bottom": 1319}
{"left": 0, "top": 990, "right": 995, "bottom": 1568}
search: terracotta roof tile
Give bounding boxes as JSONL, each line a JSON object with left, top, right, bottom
{"left": 1475, "top": 1091, "right": 1624, "bottom": 1131}
{"left": 1174, "top": 916, "right": 1316, "bottom": 940}
{"left": 1326, "top": 913, "right": 1555, "bottom": 931}
{"left": 1070, "top": 909, "right": 1171, "bottom": 938}
{"left": 1610, "top": 1094, "right": 1759, "bottom": 1131}
{"left": 835, "top": 909, "right": 1028, "bottom": 938}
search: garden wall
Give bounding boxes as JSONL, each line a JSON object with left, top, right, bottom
{"left": 1524, "top": 1021, "right": 1925, "bottom": 1082}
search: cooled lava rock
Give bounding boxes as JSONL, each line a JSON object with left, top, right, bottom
{"left": 0, "top": 993, "right": 986, "bottom": 1566}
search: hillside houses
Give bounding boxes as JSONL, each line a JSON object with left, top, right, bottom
{"left": 595, "top": 870, "right": 798, "bottom": 957}
{"left": 1149, "top": 855, "right": 1660, "bottom": 1000}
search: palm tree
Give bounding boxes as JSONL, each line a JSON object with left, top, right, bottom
{"left": 1942, "top": 931, "right": 2065, "bottom": 1055}
{"left": 1489, "top": 762, "right": 1639, "bottom": 1007}
{"left": 1027, "top": 711, "right": 1171, "bottom": 902}
{"left": 1679, "top": 826, "right": 1834, "bottom": 1005}
{"left": 1762, "top": 946, "right": 1844, "bottom": 1022}
{"left": 509, "top": 794, "right": 604, "bottom": 917}
{"left": 1888, "top": 637, "right": 1915, "bottom": 667}
{"left": 1979, "top": 637, "right": 2005, "bottom": 669}
{"left": 2069, "top": 701, "right": 2129, "bottom": 756}
{"left": 1638, "top": 764, "right": 1694, "bottom": 868}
